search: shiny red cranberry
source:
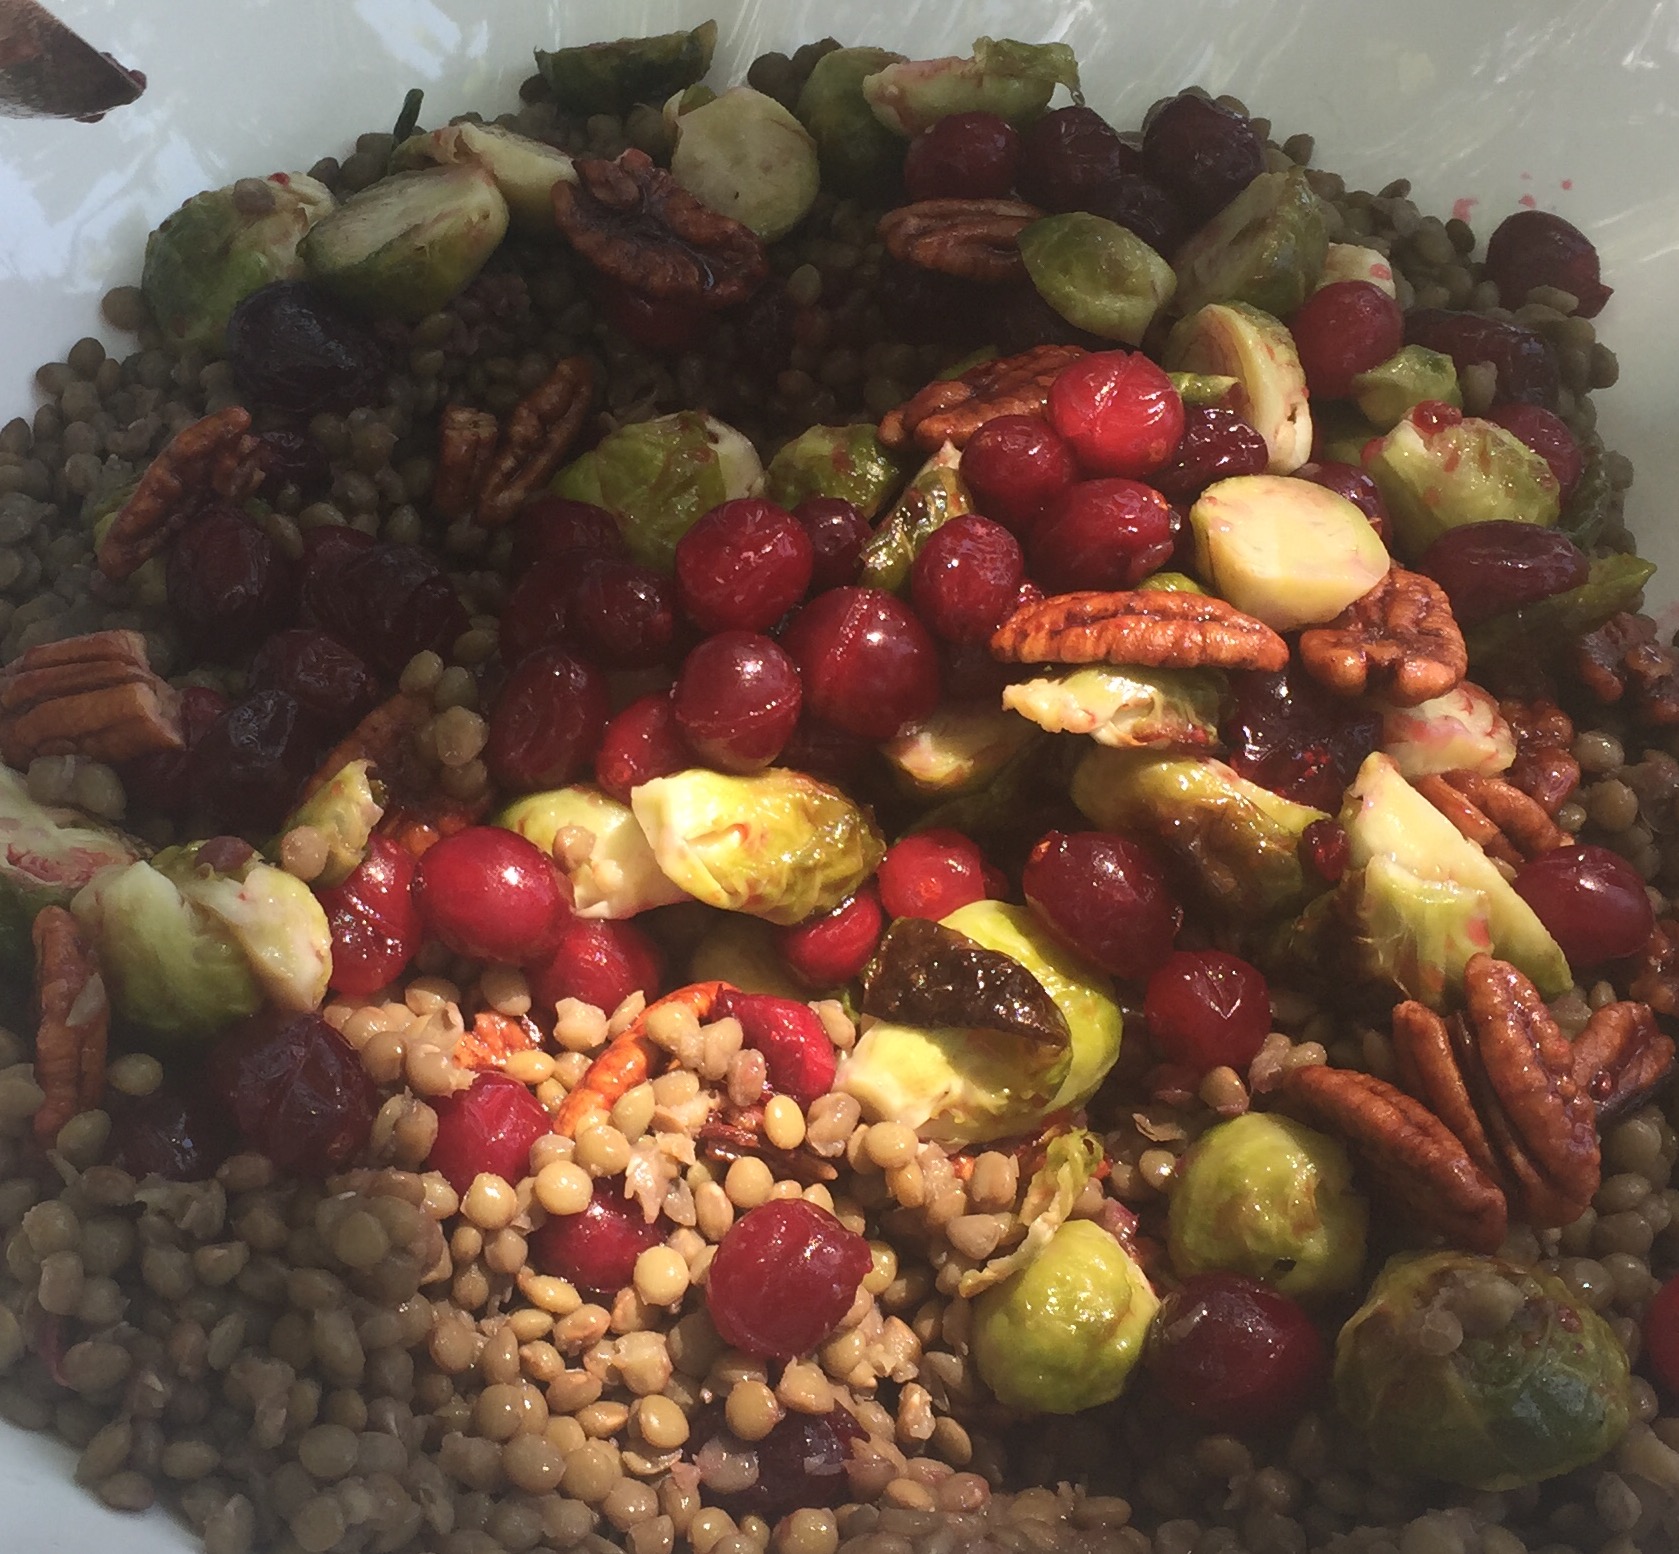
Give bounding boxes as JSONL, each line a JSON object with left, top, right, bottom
{"left": 206, "top": 1011, "right": 379, "bottom": 1176}
{"left": 225, "top": 280, "right": 386, "bottom": 413}
{"left": 959, "top": 415, "right": 1079, "bottom": 534}
{"left": 1294, "top": 460, "right": 1390, "bottom": 543}
{"left": 792, "top": 497, "right": 871, "bottom": 592}
{"left": 527, "top": 918, "right": 662, "bottom": 1016}
{"left": 250, "top": 628, "right": 380, "bottom": 733}
{"left": 1032, "top": 478, "right": 1177, "bottom": 593}
{"left": 1018, "top": 105, "right": 1140, "bottom": 212}
{"left": 122, "top": 684, "right": 229, "bottom": 818}
{"left": 305, "top": 536, "right": 469, "bottom": 677}
{"left": 317, "top": 834, "right": 422, "bottom": 997}
{"left": 594, "top": 691, "right": 692, "bottom": 803}
{"left": 700, "top": 1408, "right": 865, "bottom": 1522}
{"left": 1222, "top": 667, "right": 1382, "bottom": 812}
{"left": 1147, "top": 1272, "right": 1327, "bottom": 1432}
{"left": 1483, "top": 402, "right": 1585, "bottom": 501}
{"left": 1144, "top": 950, "right": 1270, "bottom": 1075}
{"left": 166, "top": 504, "right": 298, "bottom": 661}
{"left": 427, "top": 1072, "right": 551, "bottom": 1193}
{"left": 707, "top": 1199, "right": 871, "bottom": 1359}
{"left": 1022, "top": 830, "right": 1181, "bottom": 982}
{"left": 1048, "top": 352, "right": 1185, "bottom": 479}
{"left": 188, "top": 690, "right": 323, "bottom": 833}
{"left": 530, "top": 1181, "right": 662, "bottom": 1298}
{"left": 413, "top": 826, "right": 569, "bottom": 965}
{"left": 1484, "top": 208, "right": 1612, "bottom": 318}
{"left": 673, "top": 631, "right": 803, "bottom": 773}
{"left": 1405, "top": 309, "right": 1560, "bottom": 408}
{"left": 1415, "top": 521, "right": 1588, "bottom": 627}
{"left": 108, "top": 1080, "right": 235, "bottom": 1183}
{"left": 1141, "top": 93, "right": 1264, "bottom": 220}
{"left": 675, "top": 498, "right": 814, "bottom": 633}
{"left": 595, "top": 272, "right": 713, "bottom": 354}
{"left": 1150, "top": 406, "right": 1270, "bottom": 503}
{"left": 875, "top": 829, "right": 987, "bottom": 921}
{"left": 570, "top": 559, "right": 679, "bottom": 669}
{"left": 774, "top": 886, "right": 884, "bottom": 989}
{"left": 910, "top": 515, "right": 1024, "bottom": 644}
{"left": 1644, "top": 1276, "right": 1679, "bottom": 1396}
{"left": 1512, "top": 844, "right": 1655, "bottom": 969}
{"left": 485, "top": 645, "right": 610, "bottom": 793}
{"left": 779, "top": 586, "right": 940, "bottom": 741}
{"left": 903, "top": 111, "right": 1021, "bottom": 200}
{"left": 498, "top": 557, "right": 593, "bottom": 667}
{"left": 510, "top": 496, "right": 627, "bottom": 576}
{"left": 1288, "top": 281, "right": 1405, "bottom": 400}
{"left": 718, "top": 991, "right": 838, "bottom": 1106}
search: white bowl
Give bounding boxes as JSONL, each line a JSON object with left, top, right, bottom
{"left": 3, "top": 1, "right": 1678, "bottom": 1547}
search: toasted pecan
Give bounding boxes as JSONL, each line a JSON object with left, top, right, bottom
{"left": 989, "top": 588, "right": 1289, "bottom": 672}
{"left": 878, "top": 344, "right": 1085, "bottom": 453}
{"left": 1390, "top": 999, "right": 1499, "bottom": 1180}
{"left": 1298, "top": 567, "right": 1466, "bottom": 707}
{"left": 31, "top": 906, "right": 109, "bottom": 1150}
{"left": 1574, "top": 611, "right": 1679, "bottom": 725}
{"left": 1571, "top": 999, "right": 1675, "bottom": 1123}
{"left": 1629, "top": 918, "right": 1679, "bottom": 1021}
{"left": 1415, "top": 770, "right": 1568, "bottom": 867}
{"left": 0, "top": 630, "right": 183, "bottom": 769}
{"left": 1500, "top": 696, "right": 1580, "bottom": 816}
{"left": 431, "top": 405, "right": 499, "bottom": 522}
{"left": 877, "top": 198, "right": 1043, "bottom": 284}
{"left": 472, "top": 357, "right": 596, "bottom": 528}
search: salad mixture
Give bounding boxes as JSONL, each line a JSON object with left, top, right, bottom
{"left": 3, "top": 21, "right": 1679, "bottom": 1554}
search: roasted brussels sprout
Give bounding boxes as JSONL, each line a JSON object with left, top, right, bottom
{"left": 764, "top": 425, "right": 906, "bottom": 518}
{"left": 794, "top": 46, "right": 908, "bottom": 198}
{"left": 498, "top": 784, "right": 689, "bottom": 918}
{"left": 1018, "top": 212, "right": 1176, "bottom": 346}
{"left": 858, "top": 442, "right": 971, "bottom": 592}
{"left": 534, "top": 22, "right": 717, "bottom": 115}
{"left": 1003, "top": 665, "right": 1223, "bottom": 751}
{"left": 392, "top": 120, "right": 576, "bottom": 231}
{"left": 1164, "top": 301, "right": 1312, "bottom": 474}
{"left": 1351, "top": 344, "right": 1461, "bottom": 430}
{"left": 1172, "top": 166, "right": 1328, "bottom": 320}
{"left": 861, "top": 38, "right": 1081, "bottom": 137}
{"left": 669, "top": 87, "right": 821, "bottom": 241}
{"left": 881, "top": 704, "right": 1040, "bottom": 798}
{"left": 274, "top": 761, "right": 382, "bottom": 890}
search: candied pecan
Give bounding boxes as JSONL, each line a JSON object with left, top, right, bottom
{"left": 97, "top": 406, "right": 266, "bottom": 580}
{"left": 1628, "top": 918, "right": 1679, "bottom": 1020}
{"left": 878, "top": 343, "right": 1086, "bottom": 452}
{"left": 0, "top": 629, "right": 182, "bottom": 768}
{"left": 697, "top": 1105, "right": 838, "bottom": 1186}
{"left": 1297, "top": 567, "right": 1467, "bottom": 707}
{"left": 1572, "top": 999, "right": 1676, "bottom": 1122}
{"left": 877, "top": 198, "right": 1043, "bottom": 284}
{"left": 1415, "top": 770, "right": 1569, "bottom": 867}
{"left": 454, "top": 1009, "right": 544, "bottom": 1073}
{"left": 1500, "top": 696, "right": 1580, "bottom": 815}
{"left": 553, "top": 148, "right": 766, "bottom": 308}
{"left": 1574, "top": 611, "right": 1679, "bottom": 725}
{"left": 1390, "top": 1000, "right": 1499, "bottom": 1180}
{"left": 431, "top": 405, "right": 499, "bottom": 522}
{"left": 472, "top": 357, "right": 597, "bottom": 528}
{"left": 31, "top": 906, "right": 109, "bottom": 1150}
{"left": 989, "top": 588, "right": 1289, "bottom": 673}
{"left": 1279, "top": 1064, "right": 1508, "bottom": 1253}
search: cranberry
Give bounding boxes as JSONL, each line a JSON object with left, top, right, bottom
{"left": 1048, "top": 351, "right": 1185, "bottom": 479}
{"left": 939, "top": 639, "right": 1015, "bottom": 703}
{"left": 595, "top": 273, "right": 713, "bottom": 354}
{"left": 498, "top": 557, "right": 593, "bottom": 667}
{"left": 1288, "top": 280, "right": 1405, "bottom": 400}
{"left": 910, "top": 515, "right": 1024, "bottom": 644}
{"left": 225, "top": 280, "right": 386, "bottom": 413}
{"left": 1151, "top": 406, "right": 1270, "bottom": 502}
{"left": 510, "top": 496, "right": 626, "bottom": 576}
{"left": 122, "top": 684, "right": 229, "bottom": 818}
{"left": 257, "top": 428, "right": 332, "bottom": 500}
{"left": 1511, "top": 844, "right": 1655, "bottom": 969}
{"left": 166, "top": 504, "right": 298, "bottom": 661}
{"left": 793, "top": 497, "right": 871, "bottom": 592}
{"left": 959, "top": 415, "right": 1078, "bottom": 534}
{"left": 1644, "top": 1276, "right": 1679, "bottom": 1396}
{"left": 774, "top": 886, "right": 884, "bottom": 989}
{"left": 1022, "top": 830, "right": 1181, "bottom": 981}
{"left": 1302, "top": 818, "right": 1351, "bottom": 885}
{"left": 317, "top": 834, "right": 422, "bottom": 997}
{"left": 1405, "top": 309, "right": 1560, "bottom": 408}
{"left": 250, "top": 628, "right": 380, "bottom": 733}
{"left": 775, "top": 717, "right": 883, "bottom": 791}
{"left": 1088, "top": 173, "right": 1193, "bottom": 259}
{"left": 305, "top": 537, "right": 469, "bottom": 677}
{"left": 700, "top": 1408, "right": 864, "bottom": 1522}
{"left": 718, "top": 991, "right": 838, "bottom": 1106}
{"left": 485, "top": 645, "right": 611, "bottom": 793}
{"left": 1018, "top": 105, "right": 1140, "bottom": 212}
{"left": 875, "top": 829, "right": 988, "bottom": 921}
{"left": 428, "top": 1072, "right": 551, "bottom": 1193}
{"left": 675, "top": 498, "right": 814, "bottom": 633}
{"left": 530, "top": 1181, "right": 662, "bottom": 1299}
{"left": 780, "top": 587, "right": 941, "bottom": 741}
{"left": 1147, "top": 1272, "right": 1327, "bottom": 1432}
{"left": 1222, "top": 667, "right": 1382, "bottom": 812}
{"left": 528, "top": 918, "right": 662, "bottom": 1016}
{"left": 1484, "top": 208, "right": 1612, "bottom": 318}
{"left": 570, "top": 559, "right": 679, "bottom": 669}
{"left": 707, "top": 1199, "right": 871, "bottom": 1358}
{"left": 672, "top": 631, "right": 803, "bottom": 773}
{"left": 413, "top": 826, "right": 569, "bottom": 965}
{"left": 902, "top": 111, "right": 1021, "bottom": 200}
{"left": 1143, "top": 950, "right": 1270, "bottom": 1074}
{"left": 1031, "top": 477, "right": 1178, "bottom": 593}
{"left": 1141, "top": 93, "right": 1264, "bottom": 221}
{"left": 1294, "top": 460, "right": 1390, "bottom": 543}
{"left": 595, "top": 691, "right": 692, "bottom": 803}
{"left": 108, "top": 1080, "right": 235, "bottom": 1183}
{"left": 1415, "top": 521, "right": 1588, "bottom": 627}
{"left": 206, "top": 1011, "right": 378, "bottom": 1176}
{"left": 188, "top": 690, "right": 323, "bottom": 833}
{"left": 1484, "top": 402, "right": 1585, "bottom": 501}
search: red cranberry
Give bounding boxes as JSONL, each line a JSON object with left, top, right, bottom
{"left": 498, "top": 557, "right": 594, "bottom": 666}
{"left": 1022, "top": 830, "right": 1182, "bottom": 982}
{"left": 775, "top": 717, "right": 884, "bottom": 791}
{"left": 1222, "top": 667, "right": 1382, "bottom": 812}
{"left": 1143, "top": 950, "right": 1270, "bottom": 1074}
{"left": 910, "top": 515, "right": 1024, "bottom": 644}
{"left": 1147, "top": 1272, "right": 1327, "bottom": 1432}
{"left": 1294, "top": 460, "right": 1390, "bottom": 543}
{"left": 707, "top": 1199, "right": 871, "bottom": 1359}
{"left": 595, "top": 692, "right": 692, "bottom": 803}
{"left": 413, "top": 826, "right": 569, "bottom": 965}
{"left": 793, "top": 497, "right": 871, "bottom": 592}
{"left": 1018, "top": 105, "right": 1140, "bottom": 212}
{"left": 427, "top": 1072, "right": 551, "bottom": 1193}
{"left": 1511, "top": 845, "right": 1655, "bottom": 969}
{"left": 317, "top": 834, "right": 422, "bottom": 997}
{"left": 250, "top": 628, "right": 380, "bottom": 734}
{"left": 902, "top": 111, "right": 1021, "bottom": 200}
{"left": 1288, "top": 281, "right": 1405, "bottom": 400}
{"left": 510, "top": 496, "right": 626, "bottom": 576}
{"left": 595, "top": 273, "right": 714, "bottom": 354}
{"left": 675, "top": 498, "right": 814, "bottom": 633}
{"left": 779, "top": 587, "right": 941, "bottom": 741}
{"left": 485, "top": 645, "right": 610, "bottom": 793}
{"left": 1404, "top": 309, "right": 1560, "bottom": 408}
{"left": 108, "top": 1080, "right": 235, "bottom": 1183}
{"left": 528, "top": 918, "right": 662, "bottom": 1016}
{"left": 1151, "top": 406, "right": 1270, "bottom": 503}
{"left": 1415, "top": 521, "right": 1588, "bottom": 628}
{"left": 1089, "top": 174, "right": 1193, "bottom": 259}
{"left": 1302, "top": 818, "right": 1351, "bottom": 885}
{"left": 699, "top": 1408, "right": 864, "bottom": 1522}
{"left": 530, "top": 1181, "right": 662, "bottom": 1298}
{"left": 875, "top": 829, "right": 988, "bottom": 921}
{"left": 1048, "top": 352, "right": 1185, "bottom": 479}
{"left": 206, "top": 1011, "right": 379, "bottom": 1176}
{"left": 1644, "top": 1276, "right": 1679, "bottom": 1396}
{"left": 305, "top": 537, "right": 469, "bottom": 678}
{"left": 188, "top": 690, "right": 324, "bottom": 833}
{"left": 570, "top": 559, "right": 679, "bottom": 669}
{"left": 1141, "top": 93, "right": 1264, "bottom": 220}
{"left": 166, "top": 505, "right": 298, "bottom": 661}
{"left": 1484, "top": 208, "right": 1612, "bottom": 318}
{"left": 225, "top": 280, "right": 386, "bottom": 412}
{"left": 122, "top": 684, "right": 229, "bottom": 818}
{"left": 1032, "top": 478, "right": 1177, "bottom": 593}
{"left": 774, "top": 887, "right": 884, "bottom": 989}
{"left": 959, "top": 415, "right": 1078, "bottom": 534}
{"left": 1483, "top": 402, "right": 1585, "bottom": 501}
{"left": 718, "top": 991, "right": 838, "bottom": 1106}
{"left": 673, "top": 631, "right": 803, "bottom": 773}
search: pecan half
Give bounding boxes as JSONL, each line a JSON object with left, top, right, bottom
{"left": 431, "top": 405, "right": 499, "bottom": 522}
{"left": 877, "top": 198, "right": 1043, "bottom": 284}
{"left": 0, "top": 630, "right": 182, "bottom": 768}
{"left": 1390, "top": 1000, "right": 1499, "bottom": 1180}
{"left": 878, "top": 344, "right": 1086, "bottom": 452}
{"left": 97, "top": 406, "right": 266, "bottom": 580}
{"left": 472, "top": 357, "right": 597, "bottom": 528}
{"left": 1629, "top": 919, "right": 1679, "bottom": 1021}
{"left": 1297, "top": 567, "right": 1467, "bottom": 707}
{"left": 989, "top": 588, "right": 1289, "bottom": 672}
{"left": 1500, "top": 696, "right": 1580, "bottom": 816}
{"left": 1572, "top": 999, "right": 1676, "bottom": 1122}
{"left": 31, "top": 906, "right": 109, "bottom": 1150}
{"left": 697, "top": 1104, "right": 838, "bottom": 1186}
{"left": 1574, "top": 612, "right": 1679, "bottom": 725}
{"left": 553, "top": 148, "right": 766, "bottom": 308}
{"left": 1414, "top": 770, "right": 1569, "bottom": 867}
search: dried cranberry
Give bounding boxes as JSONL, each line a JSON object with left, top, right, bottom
{"left": 1404, "top": 309, "right": 1560, "bottom": 408}
{"left": 1151, "top": 405, "right": 1270, "bottom": 502}
{"left": 1022, "top": 830, "right": 1181, "bottom": 982}
{"left": 780, "top": 587, "right": 940, "bottom": 741}
{"left": 510, "top": 496, "right": 626, "bottom": 576}
{"left": 594, "top": 272, "right": 714, "bottom": 355}
{"left": 990, "top": 282, "right": 1107, "bottom": 355}
{"left": 1288, "top": 280, "right": 1405, "bottom": 400}
{"left": 317, "top": 834, "right": 421, "bottom": 997}
{"left": 793, "top": 497, "right": 871, "bottom": 592}
{"left": 774, "top": 886, "right": 884, "bottom": 990}
{"left": 1143, "top": 950, "right": 1270, "bottom": 1075}
{"left": 675, "top": 498, "right": 814, "bottom": 634}
{"left": 879, "top": 261, "right": 988, "bottom": 347}
{"left": 717, "top": 991, "right": 838, "bottom": 1106}
{"left": 1415, "top": 521, "right": 1588, "bottom": 627}
{"left": 903, "top": 111, "right": 1021, "bottom": 200}
{"left": 875, "top": 829, "right": 987, "bottom": 921}
{"left": 1089, "top": 173, "right": 1193, "bottom": 258}
{"left": 910, "top": 515, "right": 1024, "bottom": 644}
{"left": 485, "top": 645, "right": 611, "bottom": 793}
{"left": 428, "top": 1072, "right": 551, "bottom": 1193}
{"left": 188, "top": 690, "right": 324, "bottom": 833}
{"left": 498, "top": 557, "right": 594, "bottom": 667}
{"left": 959, "top": 415, "right": 1078, "bottom": 535}
{"left": 121, "top": 684, "right": 229, "bottom": 818}
{"left": 225, "top": 280, "right": 387, "bottom": 413}
{"left": 305, "top": 538, "right": 469, "bottom": 677}
{"left": 250, "top": 629, "right": 380, "bottom": 733}
{"left": 673, "top": 631, "right": 803, "bottom": 774}
{"left": 1483, "top": 402, "right": 1585, "bottom": 501}
{"left": 166, "top": 504, "right": 299, "bottom": 661}
{"left": 1302, "top": 818, "right": 1350, "bottom": 884}
{"left": 1484, "top": 208, "right": 1612, "bottom": 318}
{"left": 257, "top": 428, "right": 332, "bottom": 499}
{"left": 413, "top": 826, "right": 569, "bottom": 965}
{"left": 775, "top": 717, "right": 883, "bottom": 791}
{"left": 1222, "top": 667, "right": 1381, "bottom": 812}
{"left": 1511, "top": 845, "right": 1655, "bottom": 969}
{"left": 700, "top": 1407, "right": 864, "bottom": 1521}
{"left": 1031, "top": 478, "right": 1177, "bottom": 593}
{"left": 1018, "top": 105, "right": 1140, "bottom": 212}
{"left": 108, "top": 1079, "right": 235, "bottom": 1183}
{"left": 594, "top": 692, "right": 692, "bottom": 803}
{"left": 527, "top": 918, "right": 662, "bottom": 1017}
{"left": 1048, "top": 351, "right": 1185, "bottom": 479}
{"left": 529, "top": 1181, "right": 662, "bottom": 1299}
{"left": 1141, "top": 93, "right": 1264, "bottom": 221}
{"left": 570, "top": 559, "right": 679, "bottom": 669}
{"left": 1644, "top": 1276, "right": 1679, "bottom": 1396}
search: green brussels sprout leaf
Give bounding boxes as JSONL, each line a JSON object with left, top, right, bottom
{"left": 862, "top": 37, "right": 1081, "bottom": 137}
{"left": 1465, "top": 551, "right": 1655, "bottom": 671}
{"left": 959, "top": 1127, "right": 1103, "bottom": 1296}
{"left": 1351, "top": 344, "right": 1460, "bottom": 430}
{"left": 1002, "top": 665, "right": 1224, "bottom": 751}
{"left": 1019, "top": 212, "right": 1176, "bottom": 345}
{"left": 764, "top": 424, "right": 907, "bottom": 518}
{"left": 858, "top": 441, "right": 971, "bottom": 592}
{"left": 535, "top": 22, "right": 717, "bottom": 115}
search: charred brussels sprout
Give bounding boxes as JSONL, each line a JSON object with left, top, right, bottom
{"left": 764, "top": 425, "right": 907, "bottom": 519}
{"left": 669, "top": 87, "right": 821, "bottom": 241}
{"left": 794, "top": 46, "right": 908, "bottom": 199}
{"left": 862, "top": 38, "right": 1081, "bottom": 137}
{"left": 498, "top": 785, "right": 689, "bottom": 918}
{"left": 1336, "top": 1251, "right": 1633, "bottom": 1489}
{"left": 535, "top": 21, "right": 717, "bottom": 115}
{"left": 1019, "top": 212, "right": 1176, "bottom": 346}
